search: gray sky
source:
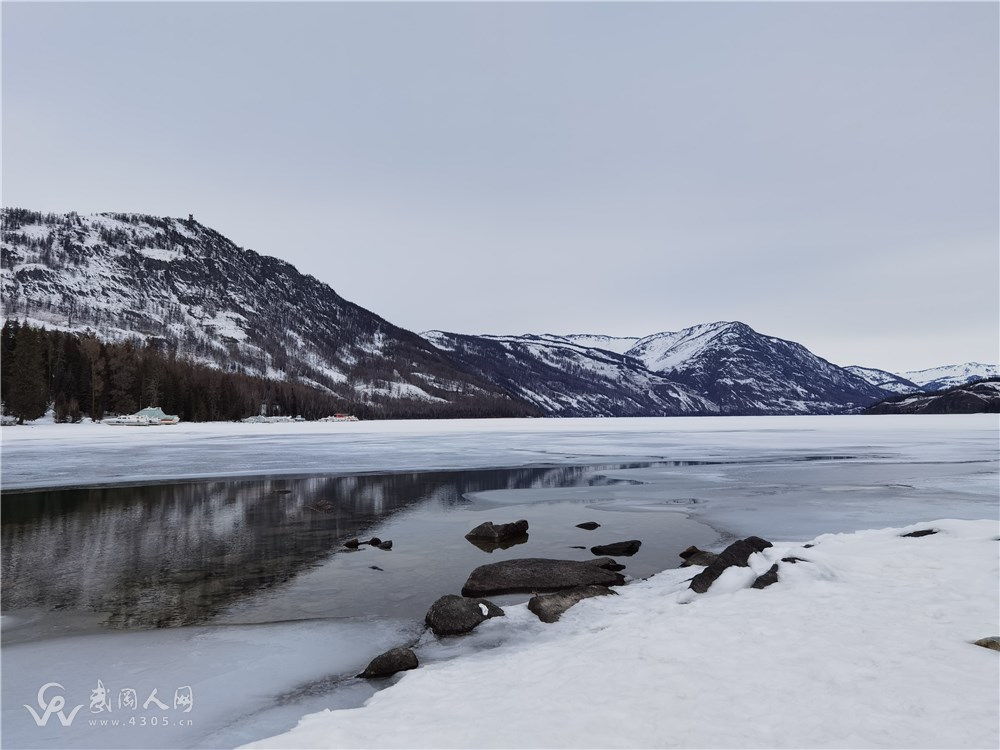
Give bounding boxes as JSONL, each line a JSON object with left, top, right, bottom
{"left": 3, "top": 2, "right": 997, "bottom": 373}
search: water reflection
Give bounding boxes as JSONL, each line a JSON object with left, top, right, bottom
{"left": 1, "top": 465, "right": 648, "bottom": 629}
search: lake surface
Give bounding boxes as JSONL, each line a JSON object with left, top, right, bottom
{"left": 2, "top": 463, "right": 718, "bottom": 640}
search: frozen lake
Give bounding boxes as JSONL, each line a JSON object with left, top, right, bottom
{"left": 1, "top": 415, "right": 997, "bottom": 749}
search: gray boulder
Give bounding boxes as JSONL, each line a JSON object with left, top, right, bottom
{"left": 591, "top": 540, "right": 642, "bottom": 557}
{"left": 678, "top": 545, "right": 718, "bottom": 567}
{"left": 465, "top": 519, "right": 529, "bottom": 540}
{"left": 973, "top": 636, "right": 1000, "bottom": 652}
{"left": 689, "top": 536, "right": 773, "bottom": 594}
{"left": 462, "top": 558, "right": 626, "bottom": 597}
{"left": 357, "top": 647, "right": 418, "bottom": 678}
{"left": 424, "top": 594, "right": 504, "bottom": 636}
{"left": 528, "top": 585, "right": 618, "bottom": 623}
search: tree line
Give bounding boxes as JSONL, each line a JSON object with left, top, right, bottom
{"left": 0, "top": 321, "right": 537, "bottom": 424}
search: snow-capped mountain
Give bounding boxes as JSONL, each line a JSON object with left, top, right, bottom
{"left": 898, "top": 363, "right": 999, "bottom": 392}
{"left": 0, "top": 208, "right": 535, "bottom": 416}
{"left": 843, "top": 366, "right": 922, "bottom": 395}
{"left": 425, "top": 322, "right": 888, "bottom": 416}
{"left": 623, "top": 322, "right": 887, "bottom": 414}
{"left": 422, "top": 331, "right": 717, "bottom": 417}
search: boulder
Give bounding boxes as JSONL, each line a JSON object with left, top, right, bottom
{"left": 528, "top": 585, "right": 618, "bottom": 623}
{"left": 576, "top": 522, "right": 601, "bottom": 530}
{"left": 465, "top": 519, "right": 529, "bottom": 541}
{"left": 357, "top": 647, "right": 418, "bottom": 678}
{"left": 344, "top": 538, "right": 360, "bottom": 549}
{"left": 689, "top": 536, "right": 773, "bottom": 594}
{"left": 751, "top": 563, "right": 780, "bottom": 589}
{"left": 377, "top": 540, "right": 393, "bottom": 550}
{"left": 590, "top": 540, "right": 642, "bottom": 557}
{"left": 367, "top": 537, "right": 382, "bottom": 546}
{"left": 462, "top": 558, "right": 627, "bottom": 597}
{"left": 424, "top": 594, "right": 504, "bottom": 636}
{"left": 901, "top": 528, "right": 938, "bottom": 538}
{"left": 678, "top": 545, "right": 718, "bottom": 568}
{"left": 973, "top": 636, "right": 1000, "bottom": 652}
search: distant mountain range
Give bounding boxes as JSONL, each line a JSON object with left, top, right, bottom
{"left": 2, "top": 208, "right": 994, "bottom": 419}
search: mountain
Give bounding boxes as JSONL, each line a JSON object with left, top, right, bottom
{"left": 898, "top": 363, "right": 999, "bottom": 392}
{"left": 0, "top": 208, "right": 536, "bottom": 418}
{"left": 844, "top": 365, "right": 922, "bottom": 395}
{"left": 624, "top": 322, "right": 887, "bottom": 415}
{"left": 422, "top": 331, "right": 717, "bottom": 417}
{"left": 425, "top": 322, "right": 888, "bottom": 416}
{"left": 864, "top": 379, "right": 1000, "bottom": 415}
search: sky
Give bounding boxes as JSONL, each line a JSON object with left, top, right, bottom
{"left": 2, "top": 1, "right": 997, "bottom": 373}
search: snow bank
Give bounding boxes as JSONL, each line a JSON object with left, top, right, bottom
{"left": 245, "top": 519, "right": 1000, "bottom": 749}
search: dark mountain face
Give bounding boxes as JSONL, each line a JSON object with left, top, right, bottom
{"left": 422, "top": 332, "right": 718, "bottom": 417}
{"left": 864, "top": 379, "right": 1000, "bottom": 415}
{"left": 0, "top": 208, "right": 536, "bottom": 417}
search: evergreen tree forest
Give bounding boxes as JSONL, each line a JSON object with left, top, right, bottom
{"left": 0, "top": 322, "right": 537, "bottom": 424}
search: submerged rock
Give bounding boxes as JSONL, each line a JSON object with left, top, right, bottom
{"left": 528, "top": 585, "right": 618, "bottom": 623}
{"left": 591, "top": 540, "right": 642, "bottom": 557}
{"left": 358, "top": 647, "right": 418, "bottom": 678}
{"left": 425, "top": 594, "right": 504, "bottom": 636}
{"left": 689, "top": 536, "right": 773, "bottom": 594}
{"left": 462, "top": 558, "right": 626, "bottom": 597}
{"left": 466, "top": 534, "right": 529, "bottom": 553}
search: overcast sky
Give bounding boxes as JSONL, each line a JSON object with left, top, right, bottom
{"left": 3, "top": 2, "right": 997, "bottom": 373}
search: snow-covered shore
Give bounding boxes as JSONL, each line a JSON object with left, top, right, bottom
{"left": 245, "top": 518, "right": 999, "bottom": 750}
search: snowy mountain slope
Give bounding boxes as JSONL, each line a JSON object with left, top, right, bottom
{"left": 421, "top": 331, "right": 718, "bottom": 417}
{"left": 621, "top": 321, "right": 888, "bottom": 415}
{"left": 899, "top": 363, "right": 999, "bottom": 392}
{"left": 845, "top": 365, "right": 922, "bottom": 395}
{"left": 0, "top": 208, "right": 535, "bottom": 415}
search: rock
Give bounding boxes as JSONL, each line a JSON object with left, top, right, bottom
{"left": 751, "top": 563, "right": 780, "bottom": 589}
{"left": 369, "top": 565, "right": 383, "bottom": 571}
{"left": 973, "top": 636, "right": 1000, "bottom": 651}
{"left": 424, "top": 594, "right": 504, "bottom": 636}
{"left": 528, "top": 585, "right": 617, "bottom": 623}
{"left": 781, "top": 556, "right": 808, "bottom": 564}
{"left": 590, "top": 540, "right": 641, "bottom": 557}
{"left": 462, "top": 558, "right": 627, "bottom": 597}
{"left": 588, "top": 557, "right": 626, "bottom": 572}
{"left": 901, "top": 528, "right": 938, "bottom": 538}
{"left": 569, "top": 545, "right": 587, "bottom": 550}
{"left": 377, "top": 540, "right": 393, "bottom": 550}
{"left": 344, "top": 538, "right": 361, "bottom": 549}
{"left": 576, "top": 522, "right": 601, "bottom": 530}
{"left": 803, "top": 543, "right": 815, "bottom": 549}
{"left": 465, "top": 519, "right": 529, "bottom": 541}
{"left": 689, "top": 536, "right": 773, "bottom": 594}
{"left": 357, "top": 647, "right": 418, "bottom": 678}
{"left": 367, "top": 537, "right": 382, "bottom": 546}
{"left": 679, "top": 545, "right": 718, "bottom": 567}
